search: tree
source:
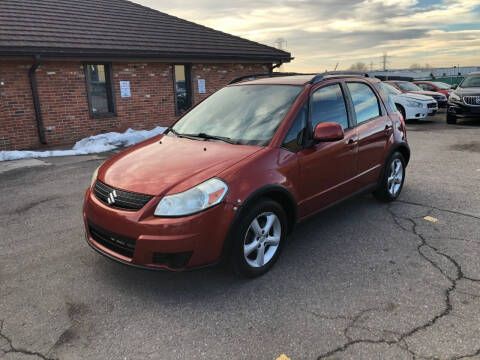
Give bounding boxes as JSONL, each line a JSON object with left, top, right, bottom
{"left": 349, "top": 62, "right": 368, "bottom": 71}
{"left": 410, "top": 63, "right": 422, "bottom": 69}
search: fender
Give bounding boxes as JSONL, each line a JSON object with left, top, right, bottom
{"left": 221, "top": 184, "right": 298, "bottom": 262}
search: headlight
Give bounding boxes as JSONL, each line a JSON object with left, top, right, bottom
{"left": 449, "top": 93, "right": 460, "bottom": 101}
{"left": 154, "top": 178, "right": 228, "bottom": 217}
{"left": 90, "top": 165, "right": 101, "bottom": 188}
{"left": 406, "top": 100, "right": 422, "bottom": 108}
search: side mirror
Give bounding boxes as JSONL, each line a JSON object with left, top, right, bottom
{"left": 313, "top": 122, "right": 344, "bottom": 142}
{"left": 451, "top": 84, "right": 457, "bottom": 90}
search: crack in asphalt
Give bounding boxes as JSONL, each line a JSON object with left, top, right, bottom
{"left": 396, "top": 200, "right": 480, "bottom": 221}
{"left": 0, "top": 319, "right": 56, "bottom": 360}
{"left": 315, "top": 200, "right": 480, "bottom": 360}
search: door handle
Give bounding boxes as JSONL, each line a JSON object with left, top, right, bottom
{"left": 346, "top": 138, "right": 357, "bottom": 146}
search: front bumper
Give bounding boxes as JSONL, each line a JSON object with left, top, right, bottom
{"left": 82, "top": 187, "right": 237, "bottom": 271}
{"left": 447, "top": 101, "right": 480, "bottom": 118}
{"left": 435, "top": 99, "right": 447, "bottom": 108}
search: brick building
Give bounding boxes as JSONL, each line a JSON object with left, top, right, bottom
{"left": 0, "top": 0, "right": 291, "bottom": 150}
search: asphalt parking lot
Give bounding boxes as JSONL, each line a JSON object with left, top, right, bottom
{"left": 1, "top": 110, "right": 479, "bottom": 360}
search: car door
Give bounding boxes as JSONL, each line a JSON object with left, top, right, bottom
{"left": 295, "top": 82, "right": 358, "bottom": 217}
{"left": 345, "top": 81, "right": 393, "bottom": 188}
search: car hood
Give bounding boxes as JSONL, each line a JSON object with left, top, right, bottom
{"left": 407, "top": 90, "right": 444, "bottom": 98}
{"left": 398, "top": 92, "right": 435, "bottom": 101}
{"left": 99, "top": 134, "right": 263, "bottom": 195}
{"left": 456, "top": 87, "right": 480, "bottom": 96}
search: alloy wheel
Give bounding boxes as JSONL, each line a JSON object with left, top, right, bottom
{"left": 243, "top": 212, "right": 281, "bottom": 268}
{"left": 387, "top": 158, "right": 404, "bottom": 196}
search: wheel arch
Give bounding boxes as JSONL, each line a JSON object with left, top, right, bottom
{"left": 377, "top": 142, "right": 410, "bottom": 185}
{"left": 237, "top": 184, "right": 298, "bottom": 234}
{"left": 221, "top": 184, "right": 298, "bottom": 261}
{"left": 395, "top": 103, "right": 406, "bottom": 119}
{"left": 393, "top": 142, "right": 411, "bottom": 166}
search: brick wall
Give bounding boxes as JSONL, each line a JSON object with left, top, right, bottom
{"left": 0, "top": 60, "right": 269, "bottom": 150}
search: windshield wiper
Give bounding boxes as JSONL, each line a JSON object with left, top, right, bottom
{"left": 167, "top": 128, "right": 199, "bottom": 141}
{"left": 194, "top": 133, "right": 236, "bottom": 144}
{"left": 168, "top": 129, "right": 236, "bottom": 144}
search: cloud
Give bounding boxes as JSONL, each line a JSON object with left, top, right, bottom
{"left": 132, "top": 0, "right": 480, "bottom": 71}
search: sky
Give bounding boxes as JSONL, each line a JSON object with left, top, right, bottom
{"left": 132, "top": 0, "right": 480, "bottom": 72}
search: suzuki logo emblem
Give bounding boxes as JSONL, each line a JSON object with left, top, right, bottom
{"left": 107, "top": 190, "right": 118, "bottom": 204}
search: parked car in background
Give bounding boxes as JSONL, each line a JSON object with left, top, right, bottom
{"left": 385, "top": 80, "right": 448, "bottom": 107}
{"left": 413, "top": 81, "right": 453, "bottom": 98}
{"left": 84, "top": 72, "right": 410, "bottom": 277}
{"left": 446, "top": 72, "right": 480, "bottom": 124}
{"left": 378, "top": 82, "right": 438, "bottom": 121}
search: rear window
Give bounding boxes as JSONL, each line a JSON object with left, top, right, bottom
{"left": 347, "top": 82, "right": 381, "bottom": 124}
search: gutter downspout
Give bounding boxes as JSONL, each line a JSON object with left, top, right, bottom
{"left": 269, "top": 61, "right": 283, "bottom": 74}
{"left": 29, "top": 55, "right": 47, "bottom": 144}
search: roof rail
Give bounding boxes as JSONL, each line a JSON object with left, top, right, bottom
{"left": 229, "top": 72, "right": 313, "bottom": 84}
{"left": 309, "top": 71, "right": 369, "bottom": 84}
{"left": 228, "top": 71, "right": 369, "bottom": 85}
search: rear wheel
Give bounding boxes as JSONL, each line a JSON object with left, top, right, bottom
{"left": 446, "top": 113, "right": 457, "bottom": 124}
{"left": 374, "top": 152, "right": 406, "bottom": 202}
{"left": 231, "top": 198, "right": 287, "bottom": 277}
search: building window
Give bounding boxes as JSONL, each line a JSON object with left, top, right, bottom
{"left": 174, "top": 64, "right": 192, "bottom": 114}
{"left": 85, "top": 64, "right": 115, "bottom": 117}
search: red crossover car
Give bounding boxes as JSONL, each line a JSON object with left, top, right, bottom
{"left": 413, "top": 81, "right": 453, "bottom": 98}
{"left": 385, "top": 80, "right": 447, "bottom": 107}
{"left": 83, "top": 73, "right": 410, "bottom": 277}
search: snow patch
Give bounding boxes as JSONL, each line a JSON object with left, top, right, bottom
{"left": 0, "top": 126, "right": 166, "bottom": 162}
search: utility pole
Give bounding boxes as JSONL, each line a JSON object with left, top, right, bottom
{"left": 382, "top": 53, "right": 389, "bottom": 71}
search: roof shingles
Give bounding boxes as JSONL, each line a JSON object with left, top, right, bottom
{"left": 0, "top": 0, "right": 291, "bottom": 62}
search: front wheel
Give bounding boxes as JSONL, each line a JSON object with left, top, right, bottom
{"left": 231, "top": 198, "right": 287, "bottom": 277}
{"left": 446, "top": 113, "right": 457, "bottom": 124}
{"left": 373, "top": 152, "right": 406, "bottom": 202}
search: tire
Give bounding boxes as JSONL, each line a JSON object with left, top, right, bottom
{"left": 230, "top": 198, "right": 287, "bottom": 277}
{"left": 373, "top": 152, "right": 406, "bottom": 202}
{"left": 446, "top": 113, "right": 457, "bottom": 124}
{"left": 396, "top": 104, "right": 406, "bottom": 122}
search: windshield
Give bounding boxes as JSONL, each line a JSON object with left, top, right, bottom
{"left": 460, "top": 75, "right": 480, "bottom": 88}
{"left": 396, "top": 82, "right": 423, "bottom": 91}
{"left": 432, "top": 82, "right": 451, "bottom": 89}
{"left": 380, "top": 82, "right": 402, "bottom": 95}
{"left": 172, "top": 85, "right": 302, "bottom": 145}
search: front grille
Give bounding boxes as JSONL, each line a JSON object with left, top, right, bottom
{"left": 94, "top": 181, "right": 152, "bottom": 211}
{"left": 88, "top": 221, "right": 136, "bottom": 258}
{"left": 427, "top": 103, "right": 437, "bottom": 108}
{"left": 463, "top": 96, "right": 480, "bottom": 106}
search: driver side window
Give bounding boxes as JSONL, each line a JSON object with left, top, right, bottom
{"left": 310, "top": 84, "right": 349, "bottom": 130}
